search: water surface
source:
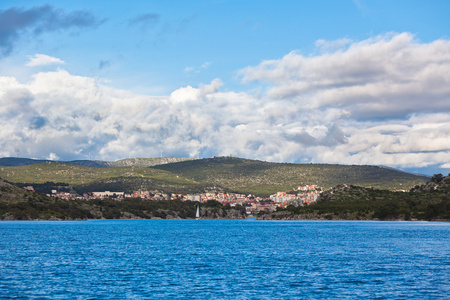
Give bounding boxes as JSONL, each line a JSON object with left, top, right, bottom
{"left": 0, "top": 220, "right": 448, "bottom": 299}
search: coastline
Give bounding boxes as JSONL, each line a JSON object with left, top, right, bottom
{"left": 1, "top": 216, "right": 448, "bottom": 222}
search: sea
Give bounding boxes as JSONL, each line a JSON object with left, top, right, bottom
{"left": 0, "top": 219, "right": 448, "bottom": 299}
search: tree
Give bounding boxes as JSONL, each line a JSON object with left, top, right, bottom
{"left": 431, "top": 173, "right": 444, "bottom": 183}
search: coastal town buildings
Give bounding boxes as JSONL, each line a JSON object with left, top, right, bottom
{"left": 92, "top": 191, "right": 125, "bottom": 199}
{"left": 45, "top": 185, "right": 322, "bottom": 214}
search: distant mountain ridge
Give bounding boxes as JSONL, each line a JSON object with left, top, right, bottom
{"left": 0, "top": 157, "right": 195, "bottom": 168}
{"left": 0, "top": 157, "right": 50, "bottom": 167}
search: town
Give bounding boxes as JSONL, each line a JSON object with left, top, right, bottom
{"left": 26, "top": 185, "right": 323, "bottom": 216}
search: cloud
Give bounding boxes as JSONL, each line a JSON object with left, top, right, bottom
{"left": 29, "top": 115, "right": 48, "bottom": 129}
{"left": 0, "top": 70, "right": 263, "bottom": 161}
{"left": 0, "top": 5, "right": 102, "bottom": 56}
{"left": 128, "top": 13, "right": 160, "bottom": 30}
{"left": 47, "top": 152, "right": 59, "bottom": 161}
{"left": 239, "top": 32, "right": 450, "bottom": 119}
{"left": 185, "top": 62, "right": 212, "bottom": 74}
{"left": 26, "top": 54, "right": 65, "bottom": 67}
{"left": 315, "top": 38, "right": 352, "bottom": 52}
{"left": 352, "top": 0, "right": 369, "bottom": 15}
{"left": 98, "top": 60, "right": 111, "bottom": 70}
{"left": 0, "top": 32, "right": 449, "bottom": 175}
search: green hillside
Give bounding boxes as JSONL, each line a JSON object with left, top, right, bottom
{"left": 0, "top": 162, "right": 178, "bottom": 184}
{"left": 0, "top": 178, "right": 90, "bottom": 220}
{"left": 262, "top": 174, "right": 450, "bottom": 221}
{"left": 0, "top": 178, "right": 244, "bottom": 220}
{"left": 0, "top": 162, "right": 202, "bottom": 194}
{"left": 0, "top": 157, "right": 429, "bottom": 197}
{"left": 154, "top": 157, "right": 429, "bottom": 196}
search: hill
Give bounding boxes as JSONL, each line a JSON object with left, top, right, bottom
{"left": 259, "top": 174, "right": 450, "bottom": 221}
{"left": 0, "top": 178, "right": 89, "bottom": 220}
{"left": 0, "top": 161, "right": 202, "bottom": 195}
{"left": 0, "top": 178, "right": 245, "bottom": 220}
{"left": 69, "top": 157, "right": 196, "bottom": 168}
{"left": 108, "top": 157, "right": 196, "bottom": 167}
{"left": 0, "top": 178, "right": 36, "bottom": 203}
{"left": 153, "top": 157, "right": 429, "bottom": 196}
{"left": 0, "top": 157, "right": 195, "bottom": 168}
{"left": 0, "top": 156, "right": 429, "bottom": 197}
{"left": 0, "top": 157, "right": 50, "bottom": 167}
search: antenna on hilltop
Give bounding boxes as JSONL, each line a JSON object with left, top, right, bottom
{"left": 16, "top": 149, "right": 20, "bottom": 158}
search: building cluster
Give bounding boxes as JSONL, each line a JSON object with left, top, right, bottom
{"left": 270, "top": 185, "right": 320, "bottom": 206}
{"left": 31, "top": 184, "right": 322, "bottom": 215}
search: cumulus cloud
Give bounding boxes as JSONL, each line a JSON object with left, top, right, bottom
{"left": 0, "top": 32, "right": 449, "bottom": 175}
{"left": 0, "top": 5, "right": 102, "bottom": 56}
{"left": 26, "top": 54, "right": 65, "bottom": 67}
{"left": 240, "top": 33, "right": 450, "bottom": 118}
{"left": 0, "top": 70, "right": 267, "bottom": 161}
{"left": 47, "top": 152, "right": 59, "bottom": 161}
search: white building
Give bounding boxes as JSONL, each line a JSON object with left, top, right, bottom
{"left": 92, "top": 191, "right": 124, "bottom": 198}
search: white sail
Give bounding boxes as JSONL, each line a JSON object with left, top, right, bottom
{"left": 196, "top": 205, "right": 200, "bottom": 219}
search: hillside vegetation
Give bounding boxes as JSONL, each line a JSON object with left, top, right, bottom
{"left": 154, "top": 157, "right": 429, "bottom": 196}
{"left": 0, "top": 162, "right": 202, "bottom": 194}
{"left": 0, "top": 157, "right": 428, "bottom": 196}
{"left": 260, "top": 174, "right": 450, "bottom": 221}
{"left": 0, "top": 178, "right": 89, "bottom": 220}
{"left": 0, "top": 178, "right": 245, "bottom": 220}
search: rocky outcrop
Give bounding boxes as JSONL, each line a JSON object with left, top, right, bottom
{"left": 199, "top": 207, "right": 246, "bottom": 219}
{"left": 0, "top": 178, "right": 14, "bottom": 188}
{"left": 257, "top": 211, "right": 324, "bottom": 220}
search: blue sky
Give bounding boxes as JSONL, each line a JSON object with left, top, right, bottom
{"left": 1, "top": 0, "right": 450, "bottom": 176}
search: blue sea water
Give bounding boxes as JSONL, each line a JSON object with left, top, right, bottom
{"left": 0, "top": 220, "right": 449, "bottom": 299}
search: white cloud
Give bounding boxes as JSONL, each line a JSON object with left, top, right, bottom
{"left": 239, "top": 32, "right": 450, "bottom": 118}
{"left": 315, "top": 38, "right": 352, "bottom": 52}
{"left": 184, "top": 61, "right": 212, "bottom": 73}
{"left": 47, "top": 152, "right": 60, "bottom": 161}
{"left": 26, "top": 54, "right": 65, "bottom": 67}
{"left": 1, "top": 32, "right": 450, "bottom": 175}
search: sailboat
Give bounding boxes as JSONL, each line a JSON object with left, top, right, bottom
{"left": 195, "top": 204, "right": 200, "bottom": 220}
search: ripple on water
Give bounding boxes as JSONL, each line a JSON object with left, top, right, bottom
{"left": 0, "top": 220, "right": 448, "bottom": 299}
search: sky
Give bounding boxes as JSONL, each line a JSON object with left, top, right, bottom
{"left": 0, "top": 0, "right": 449, "bottom": 176}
